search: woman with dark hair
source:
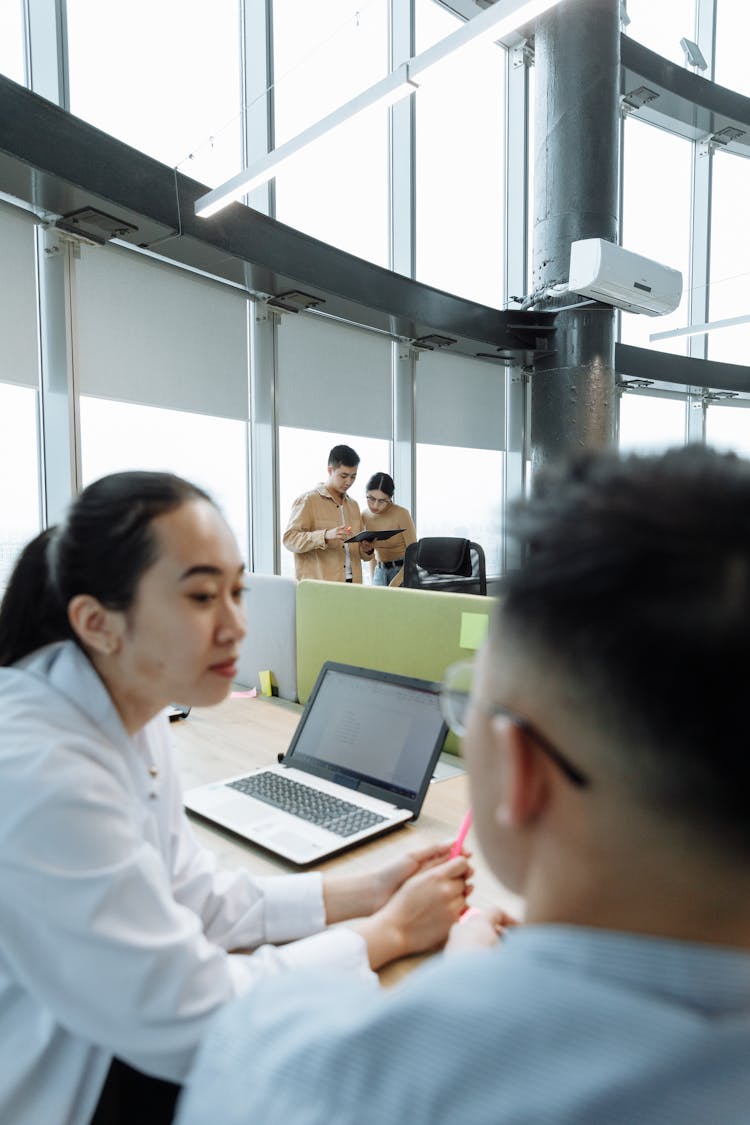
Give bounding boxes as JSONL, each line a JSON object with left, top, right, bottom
{"left": 361, "top": 472, "right": 417, "bottom": 587}
{"left": 0, "top": 471, "right": 469, "bottom": 1125}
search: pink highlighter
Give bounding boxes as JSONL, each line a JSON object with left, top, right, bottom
{"left": 450, "top": 808, "right": 474, "bottom": 918}
{"left": 450, "top": 808, "right": 473, "bottom": 859}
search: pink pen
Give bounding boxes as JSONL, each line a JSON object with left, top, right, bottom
{"left": 449, "top": 808, "right": 473, "bottom": 859}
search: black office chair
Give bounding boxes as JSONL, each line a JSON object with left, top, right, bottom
{"left": 402, "top": 537, "right": 487, "bottom": 596}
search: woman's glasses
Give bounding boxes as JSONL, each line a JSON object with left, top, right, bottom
{"left": 366, "top": 494, "right": 391, "bottom": 507}
{"left": 440, "top": 661, "right": 591, "bottom": 789}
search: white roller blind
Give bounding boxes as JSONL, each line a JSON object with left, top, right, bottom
{"left": 75, "top": 245, "right": 249, "bottom": 420}
{"left": 277, "top": 313, "right": 391, "bottom": 439}
{"left": 416, "top": 350, "right": 505, "bottom": 449}
{"left": 0, "top": 202, "right": 39, "bottom": 388}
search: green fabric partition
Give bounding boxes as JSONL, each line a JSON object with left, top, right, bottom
{"left": 296, "top": 580, "right": 496, "bottom": 755}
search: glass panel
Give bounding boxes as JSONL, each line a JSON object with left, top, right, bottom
{"left": 416, "top": 444, "right": 504, "bottom": 576}
{"left": 79, "top": 397, "right": 249, "bottom": 559}
{"left": 708, "top": 153, "right": 750, "bottom": 365}
{"left": 620, "top": 119, "right": 691, "bottom": 354}
{"left": 527, "top": 66, "right": 535, "bottom": 289}
{"left": 415, "top": 351, "right": 505, "bottom": 451}
{"left": 705, "top": 402, "right": 750, "bottom": 456}
{"left": 272, "top": 0, "right": 389, "bottom": 265}
{"left": 624, "top": 0, "right": 696, "bottom": 68}
{"left": 276, "top": 314, "right": 391, "bottom": 438}
{"left": 75, "top": 245, "right": 249, "bottom": 420}
{"left": 415, "top": 0, "right": 505, "bottom": 307}
{"left": 0, "top": 384, "right": 40, "bottom": 595}
{"left": 0, "top": 0, "right": 25, "bottom": 83}
{"left": 278, "top": 427, "right": 391, "bottom": 580}
{"left": 66, "top": 0, "right": 242, "bottom": 188}
{"left": 715, "top": 0, "right": 750, "bottom": 96}
{"left": 0, "top": 203, "right": 40, "bottom": 389}
{"left": 618, "top": 392, "right": 686, "bottom": 452}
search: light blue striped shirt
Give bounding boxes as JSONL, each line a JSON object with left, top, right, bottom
{"left": 177, "top": 925, "right": 750, "bottom": 1124}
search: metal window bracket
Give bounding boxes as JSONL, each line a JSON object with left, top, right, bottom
{"left": 616, "top": 378, "right": 655, "bottom": 392}
{"left": 702, "top": 389, "right": 739, "bottom": 405}
{"left": 511, "top": 38, "right": 535, "bottom": 70}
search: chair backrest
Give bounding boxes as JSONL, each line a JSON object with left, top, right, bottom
{"left": 402, "top": 537, "right": 487, "bottom": 596}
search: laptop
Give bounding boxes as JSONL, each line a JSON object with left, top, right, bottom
{"left": 184, "top": 662, "right": 448, "bottom": 866}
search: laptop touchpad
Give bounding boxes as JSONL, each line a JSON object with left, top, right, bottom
{"left": 212, "top": 797, "right": 275, "bottom": 828}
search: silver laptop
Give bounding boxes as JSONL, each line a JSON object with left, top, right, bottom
{"left": 184, "top": 662, "right": 448, "bottom": 866}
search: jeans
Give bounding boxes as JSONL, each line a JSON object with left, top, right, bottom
{"left": 373, "top": 561, "right": 402, "bottom": 587}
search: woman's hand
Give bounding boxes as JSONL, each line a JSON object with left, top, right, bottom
{"left": 322, "top": 842, "right": 469, "bottom": 924}
{"left": 369, "top": 841, "right": 465, "bottom": 911}
{"left": 351, "top": 855, "right": 470, "bottom": 970}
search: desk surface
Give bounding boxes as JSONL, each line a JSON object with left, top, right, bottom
{"left": 171, "top": 693, "right": 522, "bottom": 980}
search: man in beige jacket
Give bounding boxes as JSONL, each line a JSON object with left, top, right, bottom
{"left": 283, "top": 444, "right": 373, "bottom": 582}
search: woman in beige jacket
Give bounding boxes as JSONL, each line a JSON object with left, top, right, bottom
{"left": 361, "top": 472, "right": 417, "bottom": 588}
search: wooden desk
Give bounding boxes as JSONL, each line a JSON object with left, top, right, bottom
{"left": 171, "top": 693, "right": 522, "bottom": 980}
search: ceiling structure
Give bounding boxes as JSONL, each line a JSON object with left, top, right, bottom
{"left": 1, "top": 22, "right": 750, "bottom": 391}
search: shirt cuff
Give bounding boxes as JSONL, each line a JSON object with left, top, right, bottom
{"left": 257, "top": 872, "right": 326, "bottom": 944}
{"left": 275, "top": 926, "right": 377, "bottom": 983}
{"left": 227, "top": 927, "right": 377, "bottom": 996}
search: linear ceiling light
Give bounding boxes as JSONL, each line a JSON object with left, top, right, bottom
{"left": 649, "top": 312, "right": 750, "bottom": 342}
{"left": 195, "top": 0, "right": 566, "bottom": 219}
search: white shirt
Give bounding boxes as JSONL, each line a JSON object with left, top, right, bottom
{"left": 0, "top": 641, "right": 373, "bottom": 1125}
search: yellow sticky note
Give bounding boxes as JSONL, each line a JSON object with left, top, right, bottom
{"left": 259, "top": 670, "right": 274, "bottom": 697}
{"left": 459, "top": 612, "right": 489, "bottom": 651}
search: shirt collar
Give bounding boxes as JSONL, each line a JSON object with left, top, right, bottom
{"left": 18, "top": 640, "right": 132, "bottom": 752}
{"left": 315, "top": 482, "right": 351, "bottom": 504}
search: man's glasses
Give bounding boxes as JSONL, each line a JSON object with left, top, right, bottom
{"left": 366, "top": 495, "right": 391, "bottom": 506}
{"left": 440, "top": 661, "right": 591, "bottom": 789}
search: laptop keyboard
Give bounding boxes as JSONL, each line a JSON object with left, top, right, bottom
{"left": 227, "top": 772, "right": 387, "bottom": 838}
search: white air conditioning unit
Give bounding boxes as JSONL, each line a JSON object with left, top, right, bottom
{"left": 568, "top": 238, "right": 682, "bottom": 316}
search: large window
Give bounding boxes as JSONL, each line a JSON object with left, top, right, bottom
{"left": 74, "top": 244, "right": 251, "bottom": 556}
{"left": 276, "top": 312, "right": 392, "bottom": 577}
{"left": 0, "top": 203, "right": 41, "bottom": 592}
{"left": 705, "top": 401, "right": 750, "bottom": 456}
{"left": 708, "top": 153, "right": 750, "bottom": 366}
{"left": 415, "top": 352, "right": 505, "bottom": 575}
{"left": 0, "top": 384, "right": 41, "bottom": 594}
{"left": 272, "top": 0, "right": 389, "bottom": 264}
{"left": 624, "top": 0, "right": 696, "bottom": 69}
{"left": 66, "top": 0, "right": 242, "bottom": 188}
{"left": 0, "top": 0, "right": 25, "bottom": 83}
{"left": 715, "top": 0, "right": 750, "bottom": 96}
{"left": 620, "top": 119, "right": 692, "bottom": 354}
{"left": 278, "top": 428, "right": 390, "bottom": 581}
{"left": 415, "top": 0, "right": 505, "bottom": 307}
{"left": 80, "top": 398, "right": 248, "bottom": 556}
{"left": 618, "top": 391, "right": 687, "bottom": 452}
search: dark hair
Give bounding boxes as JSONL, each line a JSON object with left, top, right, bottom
{"left": 366, "top": 472, "right": 395, "bottom": 498}
{"left": 328, "top": 445, "right": 360, "bottom": 469}
{"left": 0, "top": 471, "right": 212, "bottom": 667}
{"left": 498, "top": 445, "right": 750, "bottom": 851}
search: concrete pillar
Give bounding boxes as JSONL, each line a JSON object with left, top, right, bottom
{"left": 530, "top": 0, "right": 620, "bottom": 467}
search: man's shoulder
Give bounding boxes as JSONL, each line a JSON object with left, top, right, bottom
{"left": 296, "top": 483, "right": 333, "bottom": 501}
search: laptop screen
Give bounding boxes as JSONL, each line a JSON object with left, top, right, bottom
{"left": 285, "top": 664, "right": 448, "bottom": 805}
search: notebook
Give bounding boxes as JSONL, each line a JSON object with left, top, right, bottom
{"left": 183, "top": 662, "right": 448, "bottom": 866}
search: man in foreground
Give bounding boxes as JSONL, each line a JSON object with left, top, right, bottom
{"left": 179, "top": 446, "right": 750, "bottom": 1124}
{"left": 283, "top": 443, "right": 372, "bottom": 582}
